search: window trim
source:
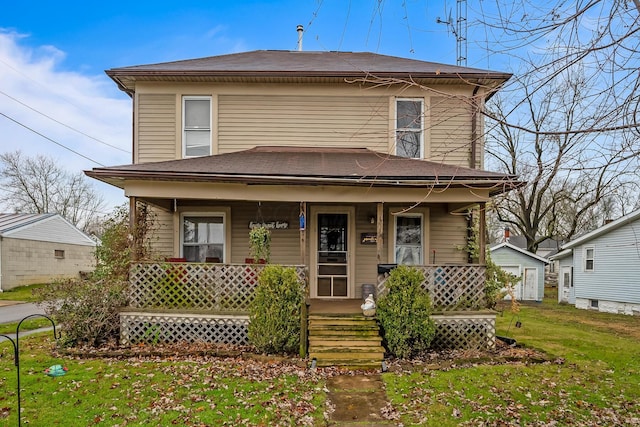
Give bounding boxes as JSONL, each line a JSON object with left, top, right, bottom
{"left": 393, "top": 213, "right": 424, "bottom": 265}
{"left": 395, "top": 97, "right": 424, "bottom": 159}
{"left": 180, "top": 212, "right": 227, "bottom": 263}
{"left": 584, "top": 246, "right": 595, "bottom": 272}
{"left": 182, "top": 95, "right": 212, "bottom": 158}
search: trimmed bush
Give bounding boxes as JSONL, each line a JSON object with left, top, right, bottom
{"left": 376, "top": 265, "right": 436, "bottom": 359}
{"left": 248, "top": 265, "right": 304, "bottom": 354}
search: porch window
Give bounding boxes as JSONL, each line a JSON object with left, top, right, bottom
{"left": 584, "top": 246, "right": 594, "bottom": 271}
{"left": 181, "top": 214, "right": 225, "bottom": 262}
{"left": 183, "top": 96, "right": 211, "bottom": 157}
{"left": 396, "top": 98, "right": 423, "bottom": 158}
{"left": 395, "top": 214, "right": 423, "bottom": 265}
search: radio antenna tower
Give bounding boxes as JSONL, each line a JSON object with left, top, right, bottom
{"left": 436, "top": 0, "right": 468, "bottom": 66}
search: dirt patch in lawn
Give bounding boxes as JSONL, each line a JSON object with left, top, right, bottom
{"left": 385, "top": 339, "right": 558, "bottom": 373}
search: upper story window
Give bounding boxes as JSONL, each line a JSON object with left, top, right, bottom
{"left": 183, "top": 96, "right": 211, "bottom": 157}
{"left": 396, "top": 98, "right": 424, "bottom": 158}
{"left": 584, "top": 246, "right": 595, "bottom": 271}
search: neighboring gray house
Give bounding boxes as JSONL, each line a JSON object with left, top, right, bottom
{"left": 490, "top": 242, "right": 548, "bottom": 301}
{"left": 550, "top": 209, "right": 640, "bottom": 315}
{"left": 0, "top": 213, "right": 96, "bottom": 291}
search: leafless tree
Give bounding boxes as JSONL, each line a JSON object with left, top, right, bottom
{"left": 0, "top": 150, "right": 105, "bottom": 232}
{"left": 485, "top": 67, "right": 637, "bottom": 251}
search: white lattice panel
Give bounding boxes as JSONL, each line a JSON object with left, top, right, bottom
{"left": 432, "top": 313, "right": 496, "bottom": 350}
{"left": 377, "top": 265, "right": 487, "bottom": 311}
{"left": 128, "top": 263, "right": 306, "bottom": 312}
{"left": 120, "top": 312, "right": 250, "bottom": 346}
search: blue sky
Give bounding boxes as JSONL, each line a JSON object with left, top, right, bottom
{"left": 0, "top": 0, "right": 505, "bottom": 213}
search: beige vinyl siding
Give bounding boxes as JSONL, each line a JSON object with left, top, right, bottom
{"left": 429, "top": 204, "right": 468, "bottom": 263}
{"left": 229, "top": 202, "right": 301, "bottom": 265}
{"left": 137, "top": 94, "right": 176, "bottom": 163}
{"left": 218, "top": 95, "right": 389, "bottom": 153}
{"left": 429, "top": 96, "right": 473, "bottom": 167}
{"left": 354, "top": 204, "right": 382, "bottom": 299}
{"left": 149, "top": 207, "right": 174, "bottom": 257}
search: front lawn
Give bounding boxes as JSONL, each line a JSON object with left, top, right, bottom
{"left": 0, "top": 339, "right": 327, "bottom": 426}
{"left": 383, "top": 299, "right": 640, "bottom": 426}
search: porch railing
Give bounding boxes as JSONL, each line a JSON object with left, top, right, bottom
{"left": 376, "top": 264, "right": 487, "bottom": 311}
{"left": 128, "top": 262, "right": 307, "bottom": 312}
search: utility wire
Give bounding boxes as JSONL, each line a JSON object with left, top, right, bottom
{"left": 0, "top": 89, "right": 129, "bottom": 154}
{"left": 0, "top": 111, "right": 105, "bottom": 166}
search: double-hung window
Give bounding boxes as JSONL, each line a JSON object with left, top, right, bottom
{"left": 183, "top": 96, "right": 211, "bottom": 157}
{"left": 584, "top": 246, "right": 595, "bottom": 271}
{"left": 394, "top": 214, "right": 423, "bottom": 265}
{"left": 396, "top": 98, "right": 424, "bottom": 158}
{"left": 182, "top": 214, "right": 225, "bottom": 262}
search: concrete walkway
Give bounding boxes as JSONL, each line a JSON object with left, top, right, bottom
{"left": 326, "top": 374, "right": 397, "bottom": 426}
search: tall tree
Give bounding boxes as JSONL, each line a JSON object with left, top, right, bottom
{"left": 0, "top": 150, "right": 105, "bottom": 231}
{"left": 485, "top": 69, "right": 637, "bottom": 251}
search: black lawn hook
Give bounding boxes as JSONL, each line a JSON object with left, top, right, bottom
{"left": 506, "top": 314, "right": 522, "bottom": 336}
{"left": 0, "top": 314, "right": 60, "bottom": 426}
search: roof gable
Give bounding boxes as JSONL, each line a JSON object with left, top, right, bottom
{"left": 562, "top": 208, "right": 640, "bottom": 249}
{"left": 490, "top": 242, "right": 549, "bottom": 264}
{"left": 0, "top": 213, "right": 96, "bottom": 246}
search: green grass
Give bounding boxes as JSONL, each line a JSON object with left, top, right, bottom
{"left": 383, "top": 296, "right": 640, "bottom": 426}
{"left": 0, "top": 337, "right": 326, "bottom": 426}
{"left": 0, "top": 283, "right": 46, "bottom": 302}
{"left": 0, "top": 318, "right": 53, "bottom": 334}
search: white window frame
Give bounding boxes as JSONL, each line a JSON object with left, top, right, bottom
{"left": 182, "top": 96, "right": 212, "bottom": 158}
{"left": 180, "top": 212, "right": 226, "bottom": 262}
{"left": 395, "top": 98, "right": 424, "bottom": 159}
{"left": 393, "top": 213, "right": 424, "bottom": 265}
{"left": 584, "top": 246, "right": 595, "bottom": 272}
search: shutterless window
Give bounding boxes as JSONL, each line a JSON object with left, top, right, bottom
{"left": 396, "top": 99, "right": 423, "bottom": 158}
{"left": 394, "top": 215, "right": 423, "bottom": 265}
{"left": 183, "top": 96, "right": 211, "bottom": 157}
{"left": 584, "top": 247, "right": 594, "bottom": 271}
{"left": 54, "top": 249, "right": 65, "bottom": 259}
{"left": 182, "top": 215, "right": 225, "bottom": 262}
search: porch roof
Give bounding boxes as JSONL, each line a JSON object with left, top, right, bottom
{"left": 86, "top": 146, "right": 520, "bottom": 195}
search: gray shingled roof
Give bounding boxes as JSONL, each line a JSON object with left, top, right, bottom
{"left": 87, "top": 146, "right": 519, "bottom": 193}
{"left": 106, "top": 50, "right": 511, "bottom": 94}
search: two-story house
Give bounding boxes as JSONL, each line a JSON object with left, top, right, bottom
{"left": 87, "top": 50, "right": 518, "bottom": 364}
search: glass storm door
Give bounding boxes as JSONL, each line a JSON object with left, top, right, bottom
{"left": 317, "top": 213, "right": 348, "bottom": 297}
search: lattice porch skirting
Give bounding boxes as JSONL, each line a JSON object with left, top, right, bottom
{"left": 431, "top": 312, "right": 496, "bottom": 350}
{"left": 120, "top": 310, "right": 496, "bottom": 351}
{"left": 120, "top": 311, "right": 249, "bottom": 346}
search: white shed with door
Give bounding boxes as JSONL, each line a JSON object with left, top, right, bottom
{"left": 0, "top": 213, "right": 96, "bottom": 291}
{"left": 490, "top": 242, "right": 548, "bottom": 301}
{"left": 558, "top": 209, "right": 640, "bottom": 315}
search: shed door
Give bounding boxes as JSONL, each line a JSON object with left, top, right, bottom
{"left": 501, "top": 266, "right": 521, "bottom": 300}
{"left": 560, "top": 266, "right": 573, "bottom": 303}
{"left": 523, "top": 268, "right": 538, "bottom": 300}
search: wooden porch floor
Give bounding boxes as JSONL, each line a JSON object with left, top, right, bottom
{"left": 308, "top": 299, "right": 363, "bottom": 315}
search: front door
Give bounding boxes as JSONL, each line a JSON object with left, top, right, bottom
{"left": 316, "top": 213, "right": 349, "bottom": 298}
